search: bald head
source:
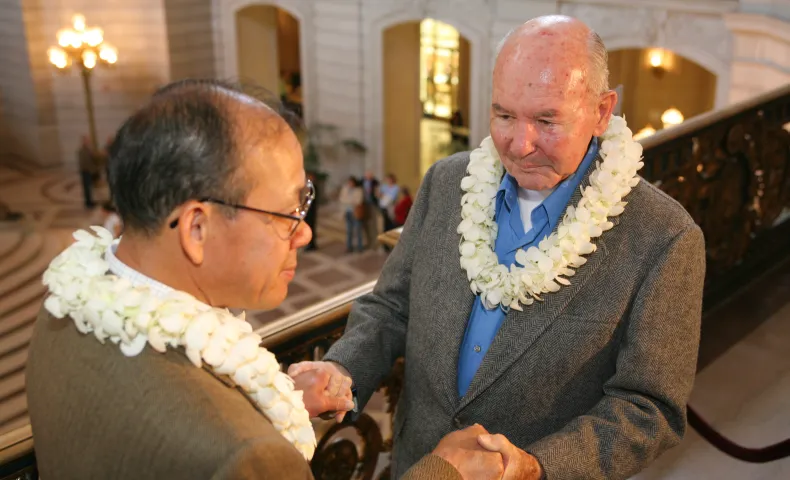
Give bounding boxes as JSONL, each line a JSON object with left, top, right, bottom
{"left": 495, "top": 15, "right": 609, "bottom": 97}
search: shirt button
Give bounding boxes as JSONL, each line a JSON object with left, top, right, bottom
{"left": 454, "top": 417, "right": 463, "bottom": 428}
{"left": 473, "top": 345, "right": 482, "bottom": 353}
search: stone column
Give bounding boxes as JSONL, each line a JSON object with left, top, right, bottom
{"left": 724, "top": 12, "right": 790, "bottom": 104}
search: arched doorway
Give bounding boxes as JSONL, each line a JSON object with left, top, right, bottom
{"left": 608, "top": 48, "right": 717, "bottom": 139}
{"left": 235, "top": 5, "right": 303, "bottom": 117}
{"left": 382, "top": 19, "right": 471, "bottom": 192}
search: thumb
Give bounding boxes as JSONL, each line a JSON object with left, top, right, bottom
{"left": 287, "top": 361, "right": 319, "bottom": 377}
{"left": 477, "top": 434, "right": 506, "bottom": 452}
{"left": 479, "top": 434, "right": 524, "bottom": 480}
{"left": 478, "top": 434, "right": 515, "bottom": 460}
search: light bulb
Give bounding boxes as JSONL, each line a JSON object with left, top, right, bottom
{"left": 82, "top": 50, "right": 97, "bottom": 69}
{"left": 48, "top": 47, "right": 68, "bottom": 69}
{"left": 649, "top": 52, "right": 663, "bottom": 68}
{"left": 661, "top": 108, "right": 684, "bottom": 128}
{"left": 633, "top": 125, "right": 656, "bottom": 141}
{"left": 69, "top": 31, "right": 82, "bottom": 49}
{"left": 73, "top": 14, "right": 86, "bottom": 32}
{"left": 85, "top": 28, "right": 103, "bottom": 47}
{"left": 100, "top": 44, "right": 117, "bottom": 64}
{"left": 57, "top": 29, "right": 73, "bottom": 48}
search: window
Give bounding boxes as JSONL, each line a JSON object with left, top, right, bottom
{"left": 420, "top": 19, "right": 460, "bottom": 120}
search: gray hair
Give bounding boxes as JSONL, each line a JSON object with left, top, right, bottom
{"left": 495, "top": 26, "right": 610, "bottom": 96}
{"left": 108, "top": 79, "right": 302, "bottom": 235}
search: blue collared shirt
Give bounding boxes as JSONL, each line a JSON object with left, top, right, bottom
{"left": 457, "top": 138, "right": 600, "bottom": 397}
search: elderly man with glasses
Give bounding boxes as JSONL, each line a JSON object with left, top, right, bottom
{"left": 26, "top": 80, "right": 498, "bottom": 480}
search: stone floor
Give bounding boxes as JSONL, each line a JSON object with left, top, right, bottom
{"left": 0, "top": 164, "right": 388, "bottom": 436}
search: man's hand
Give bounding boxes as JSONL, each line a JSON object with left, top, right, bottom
{"left": 478, "top": 433, "right": 543, "bottom": 480}
{"left": 432, "top": 424, "right": 504, "bottom": 480}
{"left": 288, "top": 361, "right": 354, "bottom": 422}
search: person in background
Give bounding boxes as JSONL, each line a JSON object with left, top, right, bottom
{"left": 339, "top": 176, "right": 364, "bottom": 253}
{"left": 393, "top": 186, "right": 413, "bottom": 228}
{"left": 78, "top": 135, "right": 98, "bottom": 209}
{"left": 378, "top": 173, "right": 400, "bottom": 232}
{"left": 361, "top": 170, "right": 380, "bottom": 249}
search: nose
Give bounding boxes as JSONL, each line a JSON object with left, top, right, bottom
{"left": 510, "top": 122, "right": 539, "bottom": 158}
{"left": 292, "top": 220, "right": 312, "bottom": 249}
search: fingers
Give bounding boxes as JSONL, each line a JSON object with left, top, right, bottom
{"left": 326, "top": 395, "right": 355, "bottom": 413}
{"left": 326, "top": 372, "right": 353, "bottom": 397}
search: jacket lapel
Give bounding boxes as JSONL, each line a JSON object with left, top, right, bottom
{"left": 456, "top": 157, "right": 611, "bottom": 412}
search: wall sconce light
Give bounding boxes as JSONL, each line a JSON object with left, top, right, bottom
{"left": 646, "top": 48, "right": 673, "bottom": 78}
{"left": 633, "top": 125, "right": 657, "bottom": 141}
{"left": 661, "top": 107, "right": 684, "bottom": 129}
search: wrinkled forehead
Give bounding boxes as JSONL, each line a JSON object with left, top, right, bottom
{"left": 494, "top": 40, "right": 590, "bottom": 100}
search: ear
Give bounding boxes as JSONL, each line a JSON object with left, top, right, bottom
{"left": 175, "top": 201, "right": 211, "bottom": 266}
{"left": 591, "top": 90, "right": 618, "bottom": 137}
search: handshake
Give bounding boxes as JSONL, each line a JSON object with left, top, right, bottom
{"left": 287, "top": 361, "right": 543, "bottom": 480}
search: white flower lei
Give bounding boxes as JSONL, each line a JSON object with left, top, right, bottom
{"left": 458, "top": 115, "right": 644, "bottom": 311}
{"left": 42, "top": 227, "right": 316, "bottom": 459}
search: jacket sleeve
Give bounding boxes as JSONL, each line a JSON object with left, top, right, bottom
{"left": 212, "top": 438, "right": 314, "bottom": 480}
{"left": 526, "top": 224, "right": 706, "bottom": 479}
{"left": 322, "top": 165, "right": 437, "bottom": 409}
{"left": 400, "top": 455, "right": 462, "bottom": 480}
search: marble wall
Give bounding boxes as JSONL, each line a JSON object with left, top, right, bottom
{"left": 2, "top": 0, "right": 789, "bottom": 180}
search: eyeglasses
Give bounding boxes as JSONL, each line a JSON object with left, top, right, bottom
{"left": 169, "top": 179, "right": 315, "bottom": 239}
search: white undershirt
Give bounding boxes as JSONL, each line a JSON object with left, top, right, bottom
{"left": 516, "top": 186, "right": 554, "bottom": 233}
{"left": 105, "top": 239, "right": 174, "bottom": 299}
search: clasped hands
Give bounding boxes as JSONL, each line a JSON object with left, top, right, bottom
{"left": 287, "top": 361, "right": 542, "bottom": 479}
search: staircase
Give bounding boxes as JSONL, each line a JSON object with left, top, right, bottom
{"left": 0, "top": 228, "right": 60, "bottom": 436}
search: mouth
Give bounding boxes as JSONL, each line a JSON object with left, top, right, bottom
{"left": 281, "top": 266, "right": 297, "bottom": 280}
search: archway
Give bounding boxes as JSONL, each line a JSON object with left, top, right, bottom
{"left": 235, "top": 5, "right": 303, "bottom": 117}
{"left": 382, "top": 19, "right": 471, "bottom": 193}
{"left": 608, "top": 48, "right": 718, "bottom": 139}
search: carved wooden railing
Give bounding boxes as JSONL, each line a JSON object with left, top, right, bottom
{"left": 1, "top": 85, "right": 789, "bottom": 480}
{"left": 639, "top": 83, "right": 790, "bottom": 303}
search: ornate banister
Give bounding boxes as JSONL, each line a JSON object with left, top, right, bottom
{"left": 637, "top": 83, "right": 790, "bottom": 303}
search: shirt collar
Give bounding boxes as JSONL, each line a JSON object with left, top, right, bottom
{"left": 497, "top": 137, "right": 600, "bottom": 230}
{"left": 105, "top": 239, "right": 175, "bottom": 299}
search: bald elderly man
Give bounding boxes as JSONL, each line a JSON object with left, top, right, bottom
{"left": 293, "top": 15, "right": 705, "bottom": 480}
